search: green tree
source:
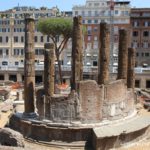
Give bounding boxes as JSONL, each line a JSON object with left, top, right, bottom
{"left": 38, "top": 18, "right": 73, "bottom": 84}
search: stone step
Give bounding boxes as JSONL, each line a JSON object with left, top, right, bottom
{"left": 93, "top": 115, "right": 150, "bottom": 150}
{"left": 93, "top": 116, "right": 150, "bottom": 138}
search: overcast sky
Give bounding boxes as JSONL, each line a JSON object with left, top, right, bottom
{"left": 0, "top": 0, "right": 149, "bottom": 11}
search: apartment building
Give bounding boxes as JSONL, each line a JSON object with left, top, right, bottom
{"left": 0, "top": 6, "right": 71, "bottom": 82}
{"left": 131, "top": 8, "right": 150, "bottom": 67}
{"left": 70, "top": 0, "right": 131, "bottom": 72}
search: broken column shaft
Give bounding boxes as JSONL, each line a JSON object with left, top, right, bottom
{"left": 71, "top": 16, "right": 83, "bottom": 90}
{"left": 127, "top": 48, "right": 135, "bottom": 89}
{"left": 117, "top": 29, "right": 128, "bottom": 80}
{"left": 24, "top": 17, "right": 35, "bottom": 114}
{"left": 44, "top": 43, "right": 55, "bottom": 118}
{"left": 98, "top": 22, "right": 110, "bottom": 85}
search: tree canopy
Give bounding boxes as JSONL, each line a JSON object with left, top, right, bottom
{"left": 38, "top": 18, "right": 73, "bottom": 38}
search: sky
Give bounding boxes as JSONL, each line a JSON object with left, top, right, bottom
{"left": 0, "top": 0, "right": 150, "bottom": 11}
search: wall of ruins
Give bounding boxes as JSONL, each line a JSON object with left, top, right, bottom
{"left": 102, "top": 80, "right": 135, "bottom": 120}
{"left": 79, "top": 80, "right": 104, "bottom": 123}
{"left": 35, "top": 79, "right": 135, "bottom": 123}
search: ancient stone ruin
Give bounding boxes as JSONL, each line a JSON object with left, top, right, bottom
{"left": 9, "top": 16, "right": 150, "bottom": 150}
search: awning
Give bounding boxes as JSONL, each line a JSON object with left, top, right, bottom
{"left": 86, "top": 62, "right": 91, "bottom": 66}
{"left": 113, "top": 63, "right": 118, "bottom": 66}
{"left": 86, "top": 53, "right": 91, "bottom": 56}
{"left": 113, "top": 54, "right": 118, "bottom": 57}
{"left": 67, "top": 54, "right": 71, "bottom": 57}
{"left": 67, "top": 61, "right": 71, "bottom": 65}
{"left": 93, "top": 54, "right": 98, "bottom": 57}
{"left": 143, "top": 63, "right": 148, "bottom": 66}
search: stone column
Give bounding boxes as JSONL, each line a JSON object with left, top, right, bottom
{"left": 44, "top": 43, "right": 55, "bottom": 118}
{"left": 127, "top": 48, "right": 135, "bottom": 89}
{"left": 24, "top": 16, "right": 35, "bottom": 115}
{"left": 71, "top": 16, "right": 83, "bottom": 90}
{"left": 117, "top": 29, "right": 128, "bottom": 80}
{"left": 98, "top": 22, "right": 110, "bottom": 85}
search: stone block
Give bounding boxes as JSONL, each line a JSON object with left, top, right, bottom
{"left": 0, "top": 128, "right": 24, "bottom": 147}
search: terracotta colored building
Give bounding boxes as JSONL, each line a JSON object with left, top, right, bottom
{"left": 131, "top": 8, "right": 150, "bottom": 67}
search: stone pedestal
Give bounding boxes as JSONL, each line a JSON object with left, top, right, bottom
{"left": 71, "top": 16, "right": 83, "bottom": 90}
{"left": 98, "top": 22, "right": 110, "bottom": 85}
{"left": 127, "top": 48, "right": 135, "bottom": 89}
{"left": 44, "top": 43, "right": 55, "bottom": 118}
{"left": 117, "top": 29, "right": 128, "bottom": 81}
{"left": 24, "top": 16, "right": 35, "bottom": 114}
{"left": 4, "top": 73, "right": 9, "bottom": 81}
{"left": 17, "top": 73, "right": 22, "bottom": 82}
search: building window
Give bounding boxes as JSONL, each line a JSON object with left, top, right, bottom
{"left": 145, "top": 53, "right": 149, "bottom": 57}
{"left": 0, "top": 36, "right": 2, "bottom": 43}
{"left": 47, "top": 36, "right": 49, "bottom": 42}
{"left": 144, "top": 21, "right": 148, "bottom": 27}
{"left": 35, "top": 49, "right": 38, "bottom": 55}
{"left": 2, "top": 61, "right": 8, "bottom": 65}
{"left": 40, "top": 36, "right": 43, "bottom": 42}
{"left": 88, "top": 36, "right": 91, "bottom": 41}
{"left": 21, "top": 49, "right": 24, "bottom": 55}
{"left": 15, "top": 62, "right": 19, "bottom": 65}
{"left": 132, "top": 41, "right": 138, "bottom": 48}
{"left": 94, "top": 36, "right": 98, "bottom": 41}
{"left": 81, "top": 11, "right": 85, "bottom": 17}
{"left": 88, "top": 3, "right": 92, "bottom": 7}
{"left": 94, "top": 27, "right": 98, "bottom": 32}
{"left": 14, "top": 36, "right": 18, "bottom": 43}
{"left": 21, "top": 36, "right": 24, "bottom": 43}
{"left": 95, "top": 11, "right": 99, "bottom": 16}
{"left": 75, "top": 11, "right": 78, "bottom": 16}
{"left": 94, "top": 3, "right": 99, "bottom": 6}
{"left": 87, "top": 43, "right": 92, "bottom": 50}
{"left": 115, "top": 10, "right": 119, "bottom": 15}
{"left": 34, "top": 36, "right": 38, "bottom": 42}
{"left": 39, "top": 49, "right": 44, "bottom": 55}
{"left": 133, "top": 21, "right": 139, "bottom": 27}
{"left": 87, "top": 20, "right": 92, "bottom": 24}
{"left": 133, "top": 31, "right": 138, "bottom": 36}
{"left": 93, "top": 42, "right": 98, "bottom": 49}
{"left": 143, "top": 41, "right": 148, "bottom": 48}
{"left": 6, "top": 36, "right": 8, "bottom": 43}
{"left": 6, "top": 49, "right": 9, "bottom": 55}
{"left": 143, "top": 31, "right": 149, "bottom": 37}
{"left": 2, "top": 28, "right": 6, "bottom": 32}
{"left": 93, "top": 61, "right": 98, "bottom": 66}
{"left": 124, "top": 11, "right": 129, "bottom": 16}
{"left": 14, "top": 49, "right": 19, "bottom": 55}
{"left": 0, "top": 49, "right": 2, "bottom": 55}
{"left": 136, "top": 52, "right": 139, "bottom": 57}
{"left": 94, "top": 20, "right": 98, "bottom": 24}
{"left": 87, "top": 26, "right": 92, "bottom": 34}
